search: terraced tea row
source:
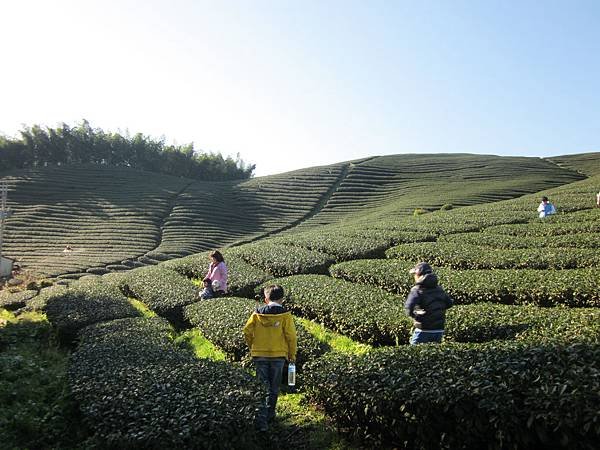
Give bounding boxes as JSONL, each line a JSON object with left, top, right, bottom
{"left": 330, "top": 259, "right": 600, "bottom": 307}
{"left": 153, "top": 163, "right": 347, "bottom": 256}
{"left": 2, "top": 165, "right": 190, "bottom": 275}
{"left": 294, "top": 154, "right": 584, "bottom": 229}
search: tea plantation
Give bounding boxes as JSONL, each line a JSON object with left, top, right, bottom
{"left": 1, "top": 153, "right": 599, "bottom": 449}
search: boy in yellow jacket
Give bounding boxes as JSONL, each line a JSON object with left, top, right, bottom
{"left": 243, "top": 285, "right": 297, "bottom": 432}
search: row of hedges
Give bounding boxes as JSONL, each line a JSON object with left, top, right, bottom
{"left": 444, "top": 303, "right": 600, "bottom": 344}
{"left": 265, "top": 275, "right": 409, "bottom": 346}
{"left": 370, "top": 210, "right": 532, "bottom": 236}
{"left": 303, "top": 342, "right": 600, "bottom": 449}
{"left": 228, "top": 242, "right": 335, "bottom": 277}
{"left": 483, "top": 220, "right": 600, "bottom": 237}
{"left": 440, "top": 231, "right": 600, "bottom": 249}
{"left": 123, "top": 266, "right": 198, "bottom": 327}
{"left": 262, "top": 274, "right": 600, "bottom": 345}
{"left": 386, "top": 242, "right": 600, "bottom": 270}
{"left": 183, "top": 297, "right": 329, "bottom": 370}
{"left": 330, "top": 259, "right": 600, "bottom": 307}
{"left": 268, "top": 229, "right": 435, "bottom": 261}
{"left": 69, "top": 317, "right": 264, "bottom": 449}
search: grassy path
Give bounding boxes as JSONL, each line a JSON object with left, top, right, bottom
{"left": 175, "top": 315, "right": 363, "bottom": 449}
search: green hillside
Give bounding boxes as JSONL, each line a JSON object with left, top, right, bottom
{"left": 0, "top": 153, "right": 585, "bottom": 277}
{"left": 2, "top": 153, "right": 599, "bottom": 449}
{"left": 546, "top": 151, "right": 600, "bottom": 176}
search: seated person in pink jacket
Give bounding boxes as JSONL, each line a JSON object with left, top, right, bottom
{"left": 205, "top": 250, "right": 228, "bottom": 295}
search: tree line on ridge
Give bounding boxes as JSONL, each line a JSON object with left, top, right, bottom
{"left": 0, "top": 120, "right": 255, "bottom": 180}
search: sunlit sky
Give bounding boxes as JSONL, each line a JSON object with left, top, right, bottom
{"left": 1, "top": 1, "right": 599, "bottom": 176}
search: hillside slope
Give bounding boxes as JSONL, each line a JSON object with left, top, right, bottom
{"left": 0, "top": 154, "right": 585, "bottom": 277}
{"left": 546, "top": 151, "right": 600, "bottom": 176}
{"left": 291, "top": 154, "right": 582, "bottom": 230}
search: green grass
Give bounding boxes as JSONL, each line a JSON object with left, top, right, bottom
{"left": 128, "top": 297, "right": 158, "bottom": 318}
{"left": 298, "top": 318, "right": 372, "bottom": 355}
{"left": 259, "top": 392, "right": 355, "bottom": 450}
{"left": 174, "top": 328, "right": 227, "bottom": 361}
{"left": 128, "top": 299, "right": 229, "bottom": 361}
{"left": 0, "top": 309, "right": 91, "bottom": 449}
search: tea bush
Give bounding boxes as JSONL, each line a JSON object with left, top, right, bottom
{"left": 440, "top": 231, "right": 600, "bottom": 249}
{"left": 45, "top": 279, "right": 139, "bottom": 344}
{"left": 123, "top": 266, "right": 198, "bottom": 327}
{"left": 269, "top": 229, "right": 434, "bottom": 261}
{"left": 303, "top": 342, "right": 600, "bottom": 449}
{"left": 445, "top": 303, "right": 600, "bottom": 343}
{"left": 483, "top": 220, "right": 600, "bottom": 237}
{"left": 69, "top": 317, "right": 264, "bottom": 449}
{"left": 0, "top": 290, "right": 37, "bottom": 311}
{"left": 262, "top": 275, "right": 412, "bottom": 346}
{"left": 228, "top": 242, "right": 335, "bottom": 277}
{"left": 386, "top": 241, "right": 600, "bottom": 269}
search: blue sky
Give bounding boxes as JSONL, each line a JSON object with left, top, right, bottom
{"left": 1, "top": 0, "right": 599, "bottom": 176}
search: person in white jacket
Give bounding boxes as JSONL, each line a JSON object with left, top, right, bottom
{"left": 537, "top": 196, "right": 556, "bottom": 218}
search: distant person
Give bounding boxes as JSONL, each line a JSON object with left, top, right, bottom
{"left": 596, "top": 191, "right": 600, "bottom": 208}
{"left": 404, "top": 262, "right": 453, "bottom": 345}
{"left": 205, "top": 250, "right": 228, "bottom": 294}
{"left": 537, "top": 196, "right": 556, "bottom": 218}
{"left": 63, "top": 245, "right": 73, "bottom": 253}
{"left": 243, "top": 285, "right": 297, "bottom": 432}
{"left": 198, "top": 278, "right": 214, "bottom": 300}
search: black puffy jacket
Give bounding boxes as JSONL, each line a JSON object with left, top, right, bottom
{"left": 404, "top": 273, "right": 453, "bottom": 330}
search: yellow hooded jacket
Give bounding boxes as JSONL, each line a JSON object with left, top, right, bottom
{"left": 243, "top": 310, "right": 297, "bottom": 360}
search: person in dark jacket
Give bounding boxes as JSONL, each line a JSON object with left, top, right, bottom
{"left": 404, "top": 262, "right": 453, "bottom": 345}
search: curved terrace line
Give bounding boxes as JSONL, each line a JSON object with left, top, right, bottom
{"left": 226, "top": 162, "right": 353, "bottom": 249}
{"left": 92, "top": 181, "right": 196, "bottom": 272}
{"left": 226, "top": 157, "right": 380, "bottom": 248}
{"left": 84, "top": 162, "right": 356, "bottom": 275}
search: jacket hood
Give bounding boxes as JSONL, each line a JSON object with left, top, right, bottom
{"left": 416, "top": 272, "right": 439, "bottom": 289}
{"left": 255, "top": 311, "right": 292, "bottom": 327}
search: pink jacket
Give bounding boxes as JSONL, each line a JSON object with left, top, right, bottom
{"left": 206, "top": 261, "right": 228, "bottom": 293}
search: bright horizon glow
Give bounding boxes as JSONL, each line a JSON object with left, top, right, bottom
{"left": 1, "top": 0, "right": 599, "bottom": 176}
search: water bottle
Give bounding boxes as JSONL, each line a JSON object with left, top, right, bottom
{"left": 287, "top": 362, "right": 296, "bottom": 386}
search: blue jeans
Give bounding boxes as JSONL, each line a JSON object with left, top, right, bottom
{"left": 254, "top": 357, "right": 286, "bottom": 427}
{"left": 410, "top": 329, "right": 444, "bottom": 345}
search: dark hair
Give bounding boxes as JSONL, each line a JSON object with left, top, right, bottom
{"left": 542, "top": 196, "right": 549, "bottom": 202}
{"left": 264, "top": 285, "right": 284, "bottom": 302}
{"left": 203, "top": 277, "right": 211, "bottom": 285}
{"left": 210, "top": 250, "right": 224, "bottom": 263}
